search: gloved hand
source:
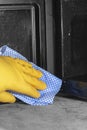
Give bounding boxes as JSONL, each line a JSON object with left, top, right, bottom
{"left": 0, "top": 56, "right": 46, "bottom": 103}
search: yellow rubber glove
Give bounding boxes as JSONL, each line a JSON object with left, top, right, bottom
{"left": 0, "top": 56, "right": 46, "bottom": 103}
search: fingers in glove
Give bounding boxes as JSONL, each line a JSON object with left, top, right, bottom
{"left": 16, "top": 61, "right": 43, "bottom": 78}
{"left": 3, "top": 56, "right": 43, "bottom": 78}
{"left": 23, "top": 66, "right": 43, "bottom": 78}
{"left": 8, "top": 84, "right": 41, "bottom": 98}
{"left": 1, "top": 56, "right": 32, "bottom": 68}
{"left": 23, "top": 74, "right": 46, "bottom": 90}
{"left": 15, "top": 58, "right": 32, "bottom": 68}
{"left": 0, "top": 91, "right": 16, "bottom": 103}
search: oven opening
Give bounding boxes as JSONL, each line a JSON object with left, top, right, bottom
{"left": 68, "top": 15, "right": 87, "bottom": 81}
{"left": 71, "top": 15, "right": 87, "bottom": 65}
{"left": 59, "top": 0, "right": 87, "bottom": 81}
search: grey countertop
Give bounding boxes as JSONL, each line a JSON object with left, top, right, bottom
{"left": 0, "top": 96, "right": 87, "bottom": 130}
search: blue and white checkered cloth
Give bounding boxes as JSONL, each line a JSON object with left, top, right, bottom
{"left": 0, "top": 45, "right": 62, "bottom": 105}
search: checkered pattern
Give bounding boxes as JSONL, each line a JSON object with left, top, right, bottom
{"left": 0, "top": 45, "right": 62, "bottom": 105}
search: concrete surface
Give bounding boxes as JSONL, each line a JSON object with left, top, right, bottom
{"left": 0, "top": 96, "right": 87, "bottom": 130}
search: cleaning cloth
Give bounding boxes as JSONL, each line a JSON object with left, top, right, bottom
{"left": 0, "top": 45, "right": 62, "bottom": 105}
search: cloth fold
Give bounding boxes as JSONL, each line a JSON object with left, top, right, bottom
{"left": 0, "top": 45, "right": 62, "bottom": 105}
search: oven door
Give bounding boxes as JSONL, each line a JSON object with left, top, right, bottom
{"left": 0, "top": 5, "right": 37, "bottom": 62}
{"left": 61, "top": 0, "right": 87, "bottom": 81}
{"left": 0, "top": 0, "right": 46, "bottom": 69}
